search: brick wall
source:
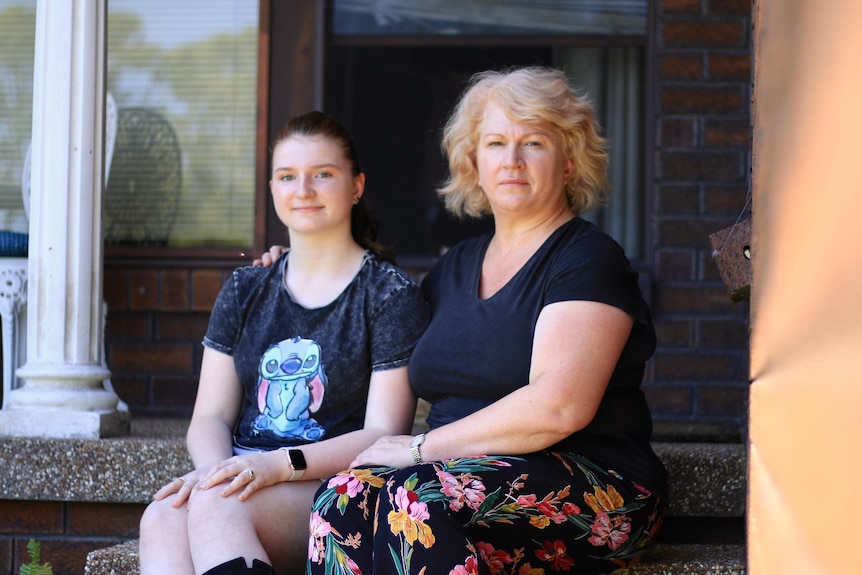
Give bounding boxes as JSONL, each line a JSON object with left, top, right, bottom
{"left": 645, "top": 0, "right": 753, "bottom": 436}
{"left": 0, "top": 500, "right": 144, "bottom": 575}
{"left": 104, "top": 264, "right": 234, "bottom": 418}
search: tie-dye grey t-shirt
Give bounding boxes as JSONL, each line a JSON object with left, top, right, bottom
{"left": 203, "top": 251, "right": 429, "bottom": 451}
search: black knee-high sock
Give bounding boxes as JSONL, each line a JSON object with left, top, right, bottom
{"left": 201, "top": 557, "right": 275, "bottom": 575}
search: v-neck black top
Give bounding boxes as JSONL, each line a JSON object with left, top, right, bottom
{"left": 408, "top": 218, "right": 666, "bottom": 495}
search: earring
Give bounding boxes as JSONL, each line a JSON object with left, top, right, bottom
{"left": 353, "top": 197, "right": 360, "bottom": 205}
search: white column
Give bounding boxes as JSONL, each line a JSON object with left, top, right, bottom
{"left": 0, "top": 0, "right": 129, "bottom": 438}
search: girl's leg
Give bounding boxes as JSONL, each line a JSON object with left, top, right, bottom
{"left": 139, "top": 496, "right": 195, "bottom": 575}
{"left": 187, "top": 480, "right": 320, "bottom": 575}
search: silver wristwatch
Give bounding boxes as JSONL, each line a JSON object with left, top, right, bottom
{"left": 409, "top": 433, "right": 426, "bottom": 464}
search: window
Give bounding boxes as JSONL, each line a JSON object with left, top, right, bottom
{"left": 0, "top": 2, "right": 35, "bottom": 237}
{"left": 0, "top": 1, "right": 261, "bottom": 252}
{"left": 107, "top": 0, "right": 259, "bottom": 249}
{"left": 327, "top": 0, "right": 646, "bottom": 264}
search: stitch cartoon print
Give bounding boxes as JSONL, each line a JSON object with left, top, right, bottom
{"left": 253, "top": 336, "right": 327, "bottom": 441}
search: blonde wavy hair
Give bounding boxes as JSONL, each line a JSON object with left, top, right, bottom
{"left": 438, "top": 66, "right": 609, "bottom": 218}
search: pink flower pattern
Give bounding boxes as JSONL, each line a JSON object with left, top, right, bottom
{"left": 308, "top": 454, "right": 664, "bottom": 575}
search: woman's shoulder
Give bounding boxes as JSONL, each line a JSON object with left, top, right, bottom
{"left": 554, "top": 217, "right": 630, "bottom": 265}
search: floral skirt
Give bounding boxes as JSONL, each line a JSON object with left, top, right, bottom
{"left": 307, "top": 451, "right": 666, "bottom": 575}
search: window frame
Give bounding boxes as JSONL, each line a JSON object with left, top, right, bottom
{"left": 104, "top": 0, "right": 273, "bottom": 265}
{"left": 321, "top": 4, "right": 652, "bottom": 269}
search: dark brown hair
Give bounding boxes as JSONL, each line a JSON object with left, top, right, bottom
{"left": 272, "top": 111, "right": 394, "bottom": 262}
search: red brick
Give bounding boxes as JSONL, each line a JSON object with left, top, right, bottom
{"left": 643, "top": 384, "right": 693, "bottom": 415}
{"left": 0, "top": 501, "right": 63, "bottom": 534}
{"left": 25, "top": 537, "right": 114, "bottom": 575}
{"left": 707, "top": 0, "right": 753, "bottom": 16}
{"left": 708, "top": 53, "right": 751, "bottom": 80}
{"left": 653, "top": 350, "right": 743, "bottom": 380}
{"left": 158, "top": 313, "right": 210, "bottom": 341}
{"left": 663, "top": 20, "right": 746, "bottom": 47}
{"left": 66, "top": 502, "right": 144, "bottom": 537}
{"left": 103, "top": 268, "right": 128, "bottom": 310}
{"left": 152, "top": 375, "right": 200, "bottom": 407}
{"left": 661, "top": 53, "right": 703, "bottom": 79}
{"left": 658, "top": 250, "right": 697, "bottom": 281}
{"left": 661, "top": 86, "right": 746, "bottom": 114}
{"left": 161, "top": 269, "right": 191, "bottom": 311}
{"left": 109, "top": 373, "right": 150, "bottom": 406}
{"left": 662, "top": 0, "right": 701, "bottom": 14}
{"left": 660, "top": 117, "right": 698, "bottom": 147}
{"left": 658, "top": 150, "right": 746, "bottom": 180}
{"left": 105, "top": 312, "right": 152, "bottom": 340}
{"left": 658, "top": 184, "right": 699, "bottom": 214}
{"left": 703, "top": 185, "right": 750, "bottom": 215}
{"left": 0, "top": 538, "right": 11, "bottom": 575}
{"left": 110, "top": 344, "right": 194, "bottom": 372}
{"left": 654, "top": 284, "right": 740, "bottom": 315}
{"left": 657, "top": 218, "right": 724, "bottom": 249}
{"left": 654, "top": 318, "right": 695, "bottom": 347}
{"left": 698, "top": 384, "right": 749, "bottom": 416}
{"left": 192, "top": 269, "right": 225, "bottom": 312}
{"left": 129, "top": 269, "right": 160, "bottom": 311}
{"left": 704, "top": 118, "right": 751, "bottom": 147}
{"left": 698, "top": 318, "right": 750, "bottom": 348}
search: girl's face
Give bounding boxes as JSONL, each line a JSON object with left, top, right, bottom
{"left": 476, "top": 103, "right": 572, "bottom": 219}
{"left": 269, "top": 134, "right": 364, "bottom": 236}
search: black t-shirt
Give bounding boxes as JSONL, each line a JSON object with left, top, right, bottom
{"left": 409, "top": 218, "right": 666, "bottom": 496}
{"left": 204, "top": 251, "right": 429, "bottom": 451}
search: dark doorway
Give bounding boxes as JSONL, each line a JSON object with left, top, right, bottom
{"left": 325, "top": 46, "right": 553, "bottom": 265}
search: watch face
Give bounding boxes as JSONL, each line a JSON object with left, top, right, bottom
{"left": 289, "top": 449, "right": 307, "bottom": 470}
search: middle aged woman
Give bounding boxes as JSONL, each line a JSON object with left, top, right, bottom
{"left": 304, "top": 66, "right": 667, "bottom": 575}
{"left": 254, "top": 67, "right": 666, "bottom": 574}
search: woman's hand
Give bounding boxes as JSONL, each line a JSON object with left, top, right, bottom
{"left": 152, "top": 468, "right": 209, "bottom": 508}
{"left": 252, "top": 245, "right": 287, "bottom": 267}
{"left": 350, "top": 435, "right": 415, "bottom": 469}
{"left": 196, "top": 450, "right": 289, "bottom": 501}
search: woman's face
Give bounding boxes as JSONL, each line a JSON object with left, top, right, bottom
{"left": 476, "top": 103, "right": 572, "bottom": 219}
{"left": 269, "top": 134, "right": 363, "bottom": 236}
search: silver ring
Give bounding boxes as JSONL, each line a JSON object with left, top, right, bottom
{"left": 175, "top": 477, "right": 185, "bottom": 485}
{"left": 244, "top": 469, "right": 255, "bottom": 481}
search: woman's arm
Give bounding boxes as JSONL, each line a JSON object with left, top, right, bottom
{"left": 352, "top": 300, "right": 633, "bottom": 468}
{"left": 252, "top": 245, "right": 287, "bottom": 267}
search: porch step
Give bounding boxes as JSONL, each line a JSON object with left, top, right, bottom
{"left": 85, "top": 540, "right": 745, "bottom": 575}
{"left": 81, "top": 434, "right": 747, "bottom": 575}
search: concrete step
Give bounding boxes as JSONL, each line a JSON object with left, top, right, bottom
{"left": 85, "top": 540, "right": 745, "bottom": 575}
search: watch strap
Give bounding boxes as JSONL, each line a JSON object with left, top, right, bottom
{"left": 409, "top": 433, "right": 425, "bottom": 464}
{"left": 279, "top": 447, "right": 306, "bottom": 481}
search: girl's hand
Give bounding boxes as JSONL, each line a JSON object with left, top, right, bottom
{"left": 197, "top": 450, "right": 287, "bottom": 501}
{"left": 152, "top": 468, "right": 208, "bottom": 508}
{"left": 350, "top": 435, "right": 415, "bottom": 469}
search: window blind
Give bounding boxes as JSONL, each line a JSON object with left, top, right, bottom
{"left": 0, "top": 3, "right": 35, "bottom": 235}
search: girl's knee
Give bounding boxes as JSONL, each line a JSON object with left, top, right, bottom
{"left": 186, "top": 484, "right": 260, "bottom": 531}
{"left": 140, "top": 497, "right": 185, "bottom": 540}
